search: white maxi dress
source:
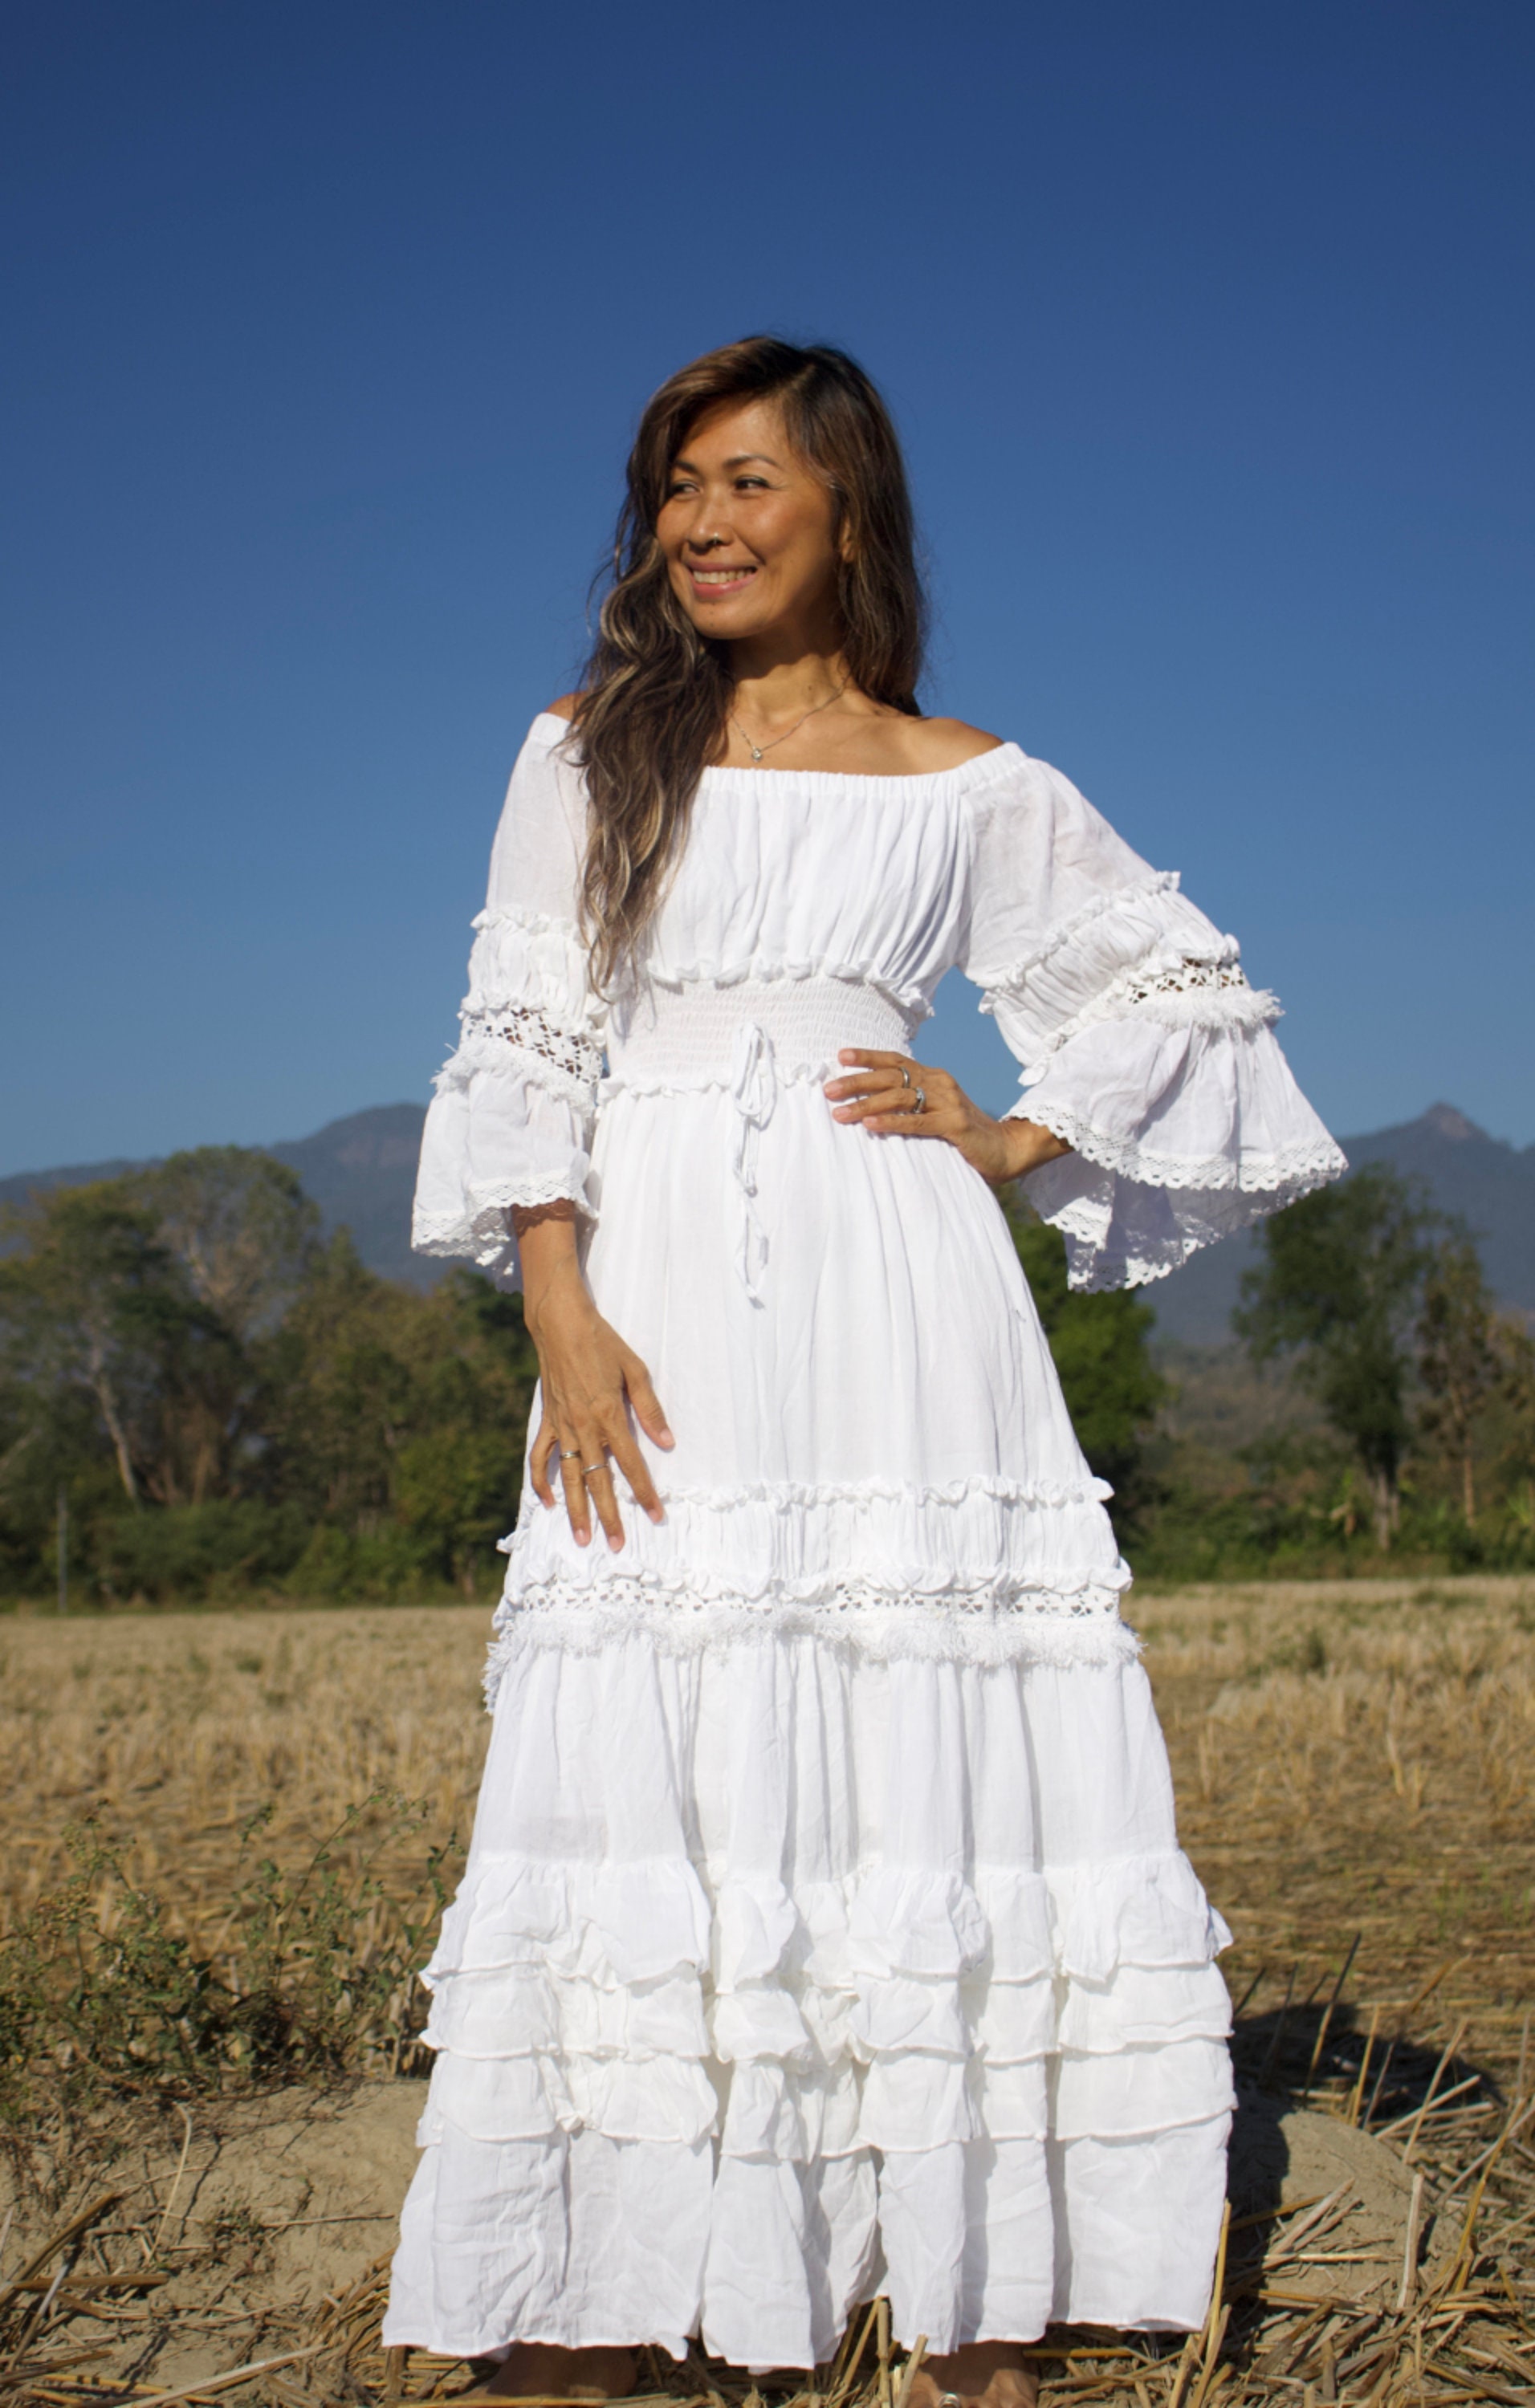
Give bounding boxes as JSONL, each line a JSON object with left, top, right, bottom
{"left": 385, "top": 715, "right": 1345, "bottom": 2370}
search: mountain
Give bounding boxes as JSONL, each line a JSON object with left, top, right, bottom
{"left": 266, "top": 1104, "right": 433, "bottom": 1286}
{"left": 4, "top": 1100, "right": 1532, "bottom": 1330}
{"left": 1147, "top": 1104, "right": 1535, "bottom": 1344}
{"left": 0, "top": 1106, "right": 441, "bottom": 1289}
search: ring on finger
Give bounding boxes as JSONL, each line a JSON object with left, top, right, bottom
{"left": 558, "top": 1447, "right": 582, "bottom": 1461}
{"left": 899, "top": 1064, "right": 911, "bottom": 1087}
{"left": 581, "top": 1460, "right": 608, "bottom": 1479}
{"left": 910, "top": 1085, "right": 926, "bottom": 1112}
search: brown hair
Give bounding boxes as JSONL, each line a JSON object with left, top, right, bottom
{"left": 571, "top": 336, "right": 927, "bottom": 990}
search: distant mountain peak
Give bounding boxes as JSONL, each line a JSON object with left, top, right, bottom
{"left": 1417, "top": 1102, "right": 1488, "bottom": 1144}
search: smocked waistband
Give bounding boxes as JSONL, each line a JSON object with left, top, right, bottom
{"left": 603, "top": 977, "right": 914, "bottom": 1095}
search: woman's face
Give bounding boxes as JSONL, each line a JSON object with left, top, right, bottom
{"left": 657, "top": 396, "right": 846, "bottom": 651}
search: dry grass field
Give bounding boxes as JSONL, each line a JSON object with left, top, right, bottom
{"left": 0, "top": 1605, "right": 491, "bottom": 1983}
{"left": 1139, "top": 1577, "right": 1535, "bottom": 2093}
{"left": 1, "top": 1578, "right": 1532, "bottom": 2406}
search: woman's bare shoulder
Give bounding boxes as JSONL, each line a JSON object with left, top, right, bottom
{"left": 899, "top": 715, "right": 1006, "bottom": 771}
{"left": 543, "top": 693, "right": 580, "bottom": 722}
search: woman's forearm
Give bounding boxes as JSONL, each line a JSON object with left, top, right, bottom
{"left": 510, "top": 1201, "right": 586, "bottom": 1337}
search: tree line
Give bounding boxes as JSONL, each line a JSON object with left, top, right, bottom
{"left": 0, "top": 1152, "right": 538, "bottom": 1605}
{"left": 1233, "top": 1162, "right": 1535, "bottom": 1556}
{"left": 0, "top": 1148, "right": 1529, "bottom": 1608}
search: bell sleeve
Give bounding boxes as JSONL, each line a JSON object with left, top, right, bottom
{"left": 962, "top": 751, "right": 1346, "bottom": 1291}
{"left": 410, "top": 718, "right": 604, "bottom": 1288}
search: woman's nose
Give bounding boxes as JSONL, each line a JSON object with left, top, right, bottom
{"left": 683, "top": 505, "right": 731, "bottom": 551}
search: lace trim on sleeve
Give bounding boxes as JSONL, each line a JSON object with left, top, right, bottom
{"left": 1016, "top": 954, "right": 1283, "bottom": 1073}
{"left": 476, "top": 1001, "right": 604, "bottom": 1090}
{"left": 1018, "top": 1099, "right": 1350, "bottom": 1194}
{"left": 435, "top": 1006, "right": 604, "bottom": 1109}
{"left": 411, "top": 1171, "right": 596, "bottom": 1263}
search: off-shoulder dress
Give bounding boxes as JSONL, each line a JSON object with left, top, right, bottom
{"left": 384, "top": 715, "right": 1345, "bottom": 2372}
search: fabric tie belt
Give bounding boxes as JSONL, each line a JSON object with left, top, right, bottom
{"left": 602, "top": 978, "right": 922, "bottom": 1305}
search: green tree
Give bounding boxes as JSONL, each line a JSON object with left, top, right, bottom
{"left": 261, "top": 1246, "right": 538, "bottom": 1596}
{"left": 1416, "top": 1235, "right": 1507, "bottom": 1526}
{"left": 0, "top": 1182, "right": 240, "bottom": 1509}
{"left": 1006, "top": 1203, "right": 1165, "bottom": 1523}
{"left": 1235, "top": 1164, "right": 1439, "bottom": 1549}
{"left": 137, "top": 1149, "right": 321, "bottom": 1340}
{"left": 0, "top": 1148, "right": 536, "bottom": 1605}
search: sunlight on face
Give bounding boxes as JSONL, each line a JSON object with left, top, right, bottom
{"left": 657, "top": 397, "right": 846, "bottom": 650}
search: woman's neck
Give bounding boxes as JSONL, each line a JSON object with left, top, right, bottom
{"left": 727, "top": 645, "right": 853, "bottom": 728}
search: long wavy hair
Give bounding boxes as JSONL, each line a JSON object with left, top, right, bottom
{"left": 572, "top": 336, "right": 927, "bottom": 990}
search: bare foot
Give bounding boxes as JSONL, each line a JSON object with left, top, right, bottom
{"left": 907, "top": 2341, "right": 1038, "bottom": 2408}
{"left": 470, "top": 2342, "right": 637, "bottom": 2399}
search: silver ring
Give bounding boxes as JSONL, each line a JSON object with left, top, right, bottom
{"left": 899, "top": 1064, "right": 911, "bottom": 1087}
{"left": 558, "top": 1448, "right": 582, "bottom": 1461}
{"left": 580, "top": 1461, "right": 607, "bottom": 1478}
{"left": 912, "top": 1086, "right": 926, "bottom": 1112}
{"left": 939, "top": 2394, "right": 961, "bottom": 2406}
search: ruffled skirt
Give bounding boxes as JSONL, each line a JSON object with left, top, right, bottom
{"left": 383, "top": 1625, "right": 1233, "bottom": 2369}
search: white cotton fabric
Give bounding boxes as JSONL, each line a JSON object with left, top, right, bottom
{"left": 385, "top": 1637, "right": 1236, "bottom": 2368}
{"left": 386, "top": 718, "right": 1345, "bottom": 2366}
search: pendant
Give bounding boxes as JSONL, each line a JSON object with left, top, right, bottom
{"left": 751, "top": 746, "right": 763, "bottom": 762}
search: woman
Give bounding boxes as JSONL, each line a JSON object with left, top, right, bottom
{"left": 385, "top": 337, "right": 1345, "bottom": 2405}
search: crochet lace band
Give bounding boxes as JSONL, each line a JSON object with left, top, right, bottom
{"left": 491, "top": 1471, "right": 1139, "bottom": 1688}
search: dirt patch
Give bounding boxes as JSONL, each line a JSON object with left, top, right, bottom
{"left": 0, "top": 2078, "right": 1457, "bottom": 2398}
{"left": 1228, "top": 2087, "right": 1453, "bottom": 2308}
{"left": 1, "top": 2081, "right": 424, "bottom": 2396}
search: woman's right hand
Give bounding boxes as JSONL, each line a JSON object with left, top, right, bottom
{"left": 513, "top": 1203, "right": 673, "bottom": 1551}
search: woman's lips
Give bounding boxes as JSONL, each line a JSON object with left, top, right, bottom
{"left": 688, "top": 564, "right": 759, "bottom": 594}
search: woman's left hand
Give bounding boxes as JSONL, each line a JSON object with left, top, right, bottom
{"left": 825, "top": 1049, "right": 1073, "bottom": 1186}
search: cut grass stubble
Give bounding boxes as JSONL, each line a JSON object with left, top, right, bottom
{"left": 1, "top": 1578, "right": 1532, "bottom": 2402}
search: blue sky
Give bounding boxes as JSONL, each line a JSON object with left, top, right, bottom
{"left": 3, "top": 0, "right": 1532, "bottom": 1173}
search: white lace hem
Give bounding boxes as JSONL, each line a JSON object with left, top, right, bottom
{"left": 1020, "top": 1108, "right": 1348, "bottom": 1293}
{"left": 412, "top": 1172, "right": 596, "bottom": 1265}
{"left": 485, "top": 1583, "right": 1139, "bottom": 1696}
{"left": 1017, "top": 1098, "right": 1349, "bottom": 1195}
{"left": 584, "top": 1472, "right": 1115, "bottom": 1511}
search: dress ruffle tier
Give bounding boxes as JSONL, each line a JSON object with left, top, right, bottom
{"left": 485, "top": 1470, "right": 1137, "bottom": 1682}
{"left": 383, "top": 1636, "right": 1235, "bottom": 2369}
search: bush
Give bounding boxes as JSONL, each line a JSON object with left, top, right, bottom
{"left": 92, "top": 1499, "right": 313, "bottom": 1602}
{"left": 0, "top": 1797, "right": 462, "bottom": 2113}
{"left": 283, "top": 1519, "right": 441, "bottom": 1602}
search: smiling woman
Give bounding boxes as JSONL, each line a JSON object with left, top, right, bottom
{"left": 386, "top": 337, "right": 1347, "bottom": 2406}
{"left": 568, "top": 340, "right": 987, "bottom": 995}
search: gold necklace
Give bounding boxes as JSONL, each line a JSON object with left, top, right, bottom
{"left": 731, "top": 680, "right": 846, "bottom": 763}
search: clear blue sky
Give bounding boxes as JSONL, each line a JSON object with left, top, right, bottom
{"left": 4, "top": 0, "right": 1532, "bottom": 1174}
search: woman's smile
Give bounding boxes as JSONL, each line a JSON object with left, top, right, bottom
{"left": 686, "top": 561, "right": 759, "bottom": 594}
